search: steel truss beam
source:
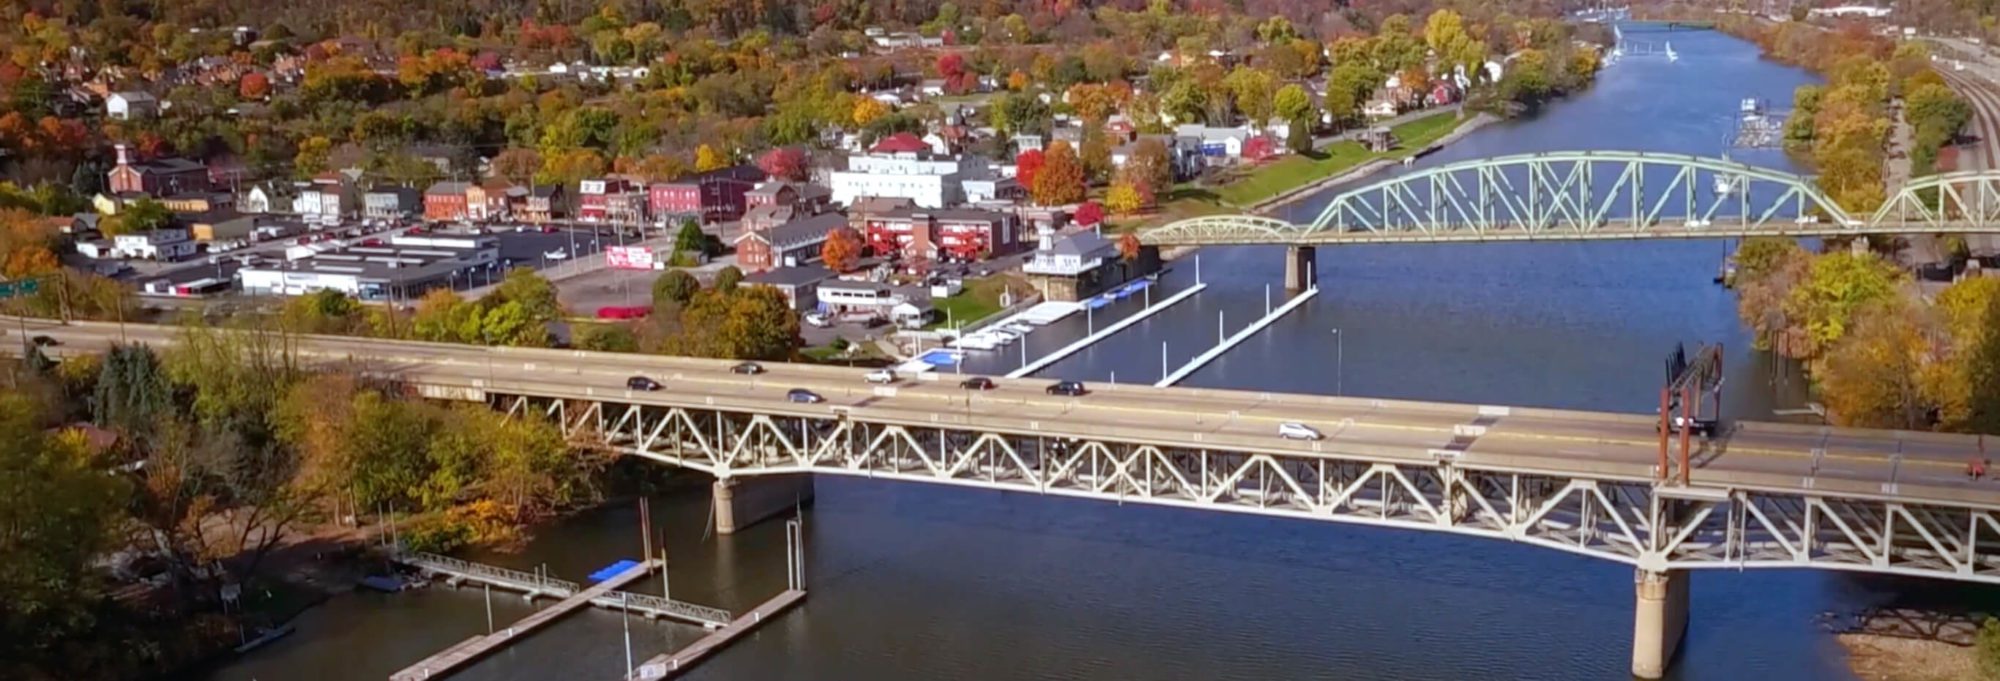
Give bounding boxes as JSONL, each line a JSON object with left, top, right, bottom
{"left": 1138, "top": 152, "right": 2000, "bottom": 246}
{"left": 500, "top": 394, "right": 2000, "bottom": 586}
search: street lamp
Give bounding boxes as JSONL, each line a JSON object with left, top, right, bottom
{"left": 1330, "top": 328, "right": 1343, "bottom": 396}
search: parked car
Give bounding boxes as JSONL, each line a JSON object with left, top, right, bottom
{"left": 731, "top": 362, "right": 765, "bottom": 375}
{"left": 1277, "top": 422, "right": 1323, "bottom": 441}
{"left": 787, "top": 388, "right": 824, "bottom": 403}
{"left": 544, "top": 249, "right": 569, "bottom": 260}
{"left": 803, "top": 312, "right": 832, "bottom": 328}
{"left": 1045, "top": 380, "right": 1087, "bottom": 396}
{"left": 959, "top": 377, "right": 996, "bottom": 390}
{"left": 626, "top": 376, "right": 662, "bottom": 391}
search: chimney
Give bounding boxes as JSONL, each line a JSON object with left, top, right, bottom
{"left": 114, "top": 143, "right": 131, "bottom": 166}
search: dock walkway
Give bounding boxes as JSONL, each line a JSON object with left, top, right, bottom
{"left": 395, "top": 551, "right": 731, "bottom": 625}
{"left": 1156, "top": 285, "right": 1319, "bottom": 387}
{"left": 1006, "top": 283, "right": 1207, "bottom": 378}
{"left": 626, "top": 589, "right": 807, "bottom": 679}
{"left": 389, "top": 559, "right": 657, "bottom": 681}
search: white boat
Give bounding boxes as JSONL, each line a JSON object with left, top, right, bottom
{"left": 1003, "top": 323, "right": 1035, "bottom": 334}
{"left": 953, "top": 335, "right": 1000, "bottom": 351}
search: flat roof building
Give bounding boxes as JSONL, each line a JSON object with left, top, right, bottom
{"left": 240, "top": 235, "right": 499, "bottom": 300}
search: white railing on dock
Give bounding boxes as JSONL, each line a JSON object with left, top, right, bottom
{"left": 591, "top": 592, "right": 733, "bottom": 626}
{"left": 395, "top": 551, "right": 732, "bottom": 626}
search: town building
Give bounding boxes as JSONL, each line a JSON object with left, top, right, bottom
{"left": 1023, "top": 227, "right": 1128, "bottom": 302}
{"left": 816, "top": 280, "right": 935, "bottom": 327}
{"left": 745, "top": 181, "right": 832, "bottom": 211}
{"left": 513, "top": 186, "right": 564, "bottom": 222}
{"left": 111, "top": 228, "right": 197, "bottom": 261}
{"left": 828, "top": 147, "right": 974, "bottom": 209}
{"left": 466, "top": 182, "right": 515, "bottom": 222}
{"left": 365, "top": 187, "right": 423, "bottom": 219}
{"left": 107, "top": 145, "right": 209, "bottom": 195}
{"left": 185, "top": 211, "right": 262, "bottom": 242}
{"left": 862, "top": 208, "right": 1020, "bottom": 263}
{"left": 578, "top": 179, "right": 645, "bottom": 224}
{"left": 106, "top": 91, "right": 158, "bottom": 120}
{"left": 742, "top": 265, "right": 836, "bottom": 311}
{"left": 159, "top": 192, "right": 232, "bottom": 214}
{"left": 236, "top": 182, "right": 292, "bottom": 214}
{"left": 239, "top": 235, "right": 500, "bottom": 299}
{"left": 1173, "top": 125, "right": 1253, "bottom": 160}
{"left": 649, "top": 165, "right": 765, "bottom": 224}
{"left": 292, "top": 174, "right": 354, "bottom": 225}
{"left": 734, "top": 212, "right": 845, "bottom": 271}
{"left": 424, "top": 181, "right": 473, "bottom": 221}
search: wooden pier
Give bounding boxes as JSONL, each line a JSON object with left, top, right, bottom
{"left": 625, "top": 589, "right": 807, "bottom": 679}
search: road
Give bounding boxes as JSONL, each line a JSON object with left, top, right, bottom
{"left": 16, "top": 318, "right": 1998, "bottom": 511}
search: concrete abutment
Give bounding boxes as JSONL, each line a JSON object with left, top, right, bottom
{"left": 1283, "top": 246, "right": 1317, "bottom": 291}
{"left": 713, "top": 474, "right": 814, "bottom": 535}
{"left": 1631, "top": 568, "right": 1689, "bottom": 679}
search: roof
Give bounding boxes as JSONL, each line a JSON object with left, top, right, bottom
{"left": 530, "top": 185, "right": 562, "bottom": 198}
{"left": 425, "top": 181, "right": 472, "bottom": 196}
{"left": 744, "top": 264, "right": 836, "bottom": 287}
{"left": 870, "top": 132, "right": 931, "bottom": 154}
{"left": 109, "top": 91, "right": 156, "bottom": 103}
{"left": 747, "top": 181, "right": 796, "bottom": 197}
{"left": 742, "top": 212, "right": 847, "bottom": 249}
{"left": 878, "top": 207, "right": 1010, "bottom": 224}
{"left": 128, "top": 157, "right": 206, "bottom": 174}
{"left": 1049, "top": 229, "right": 1117, "bottom": 258}
{"left": 742, "top": 204, "right": 797, "bottom": 226}
{"left": 848, "top": 196, "right": 917, "bottom": 214}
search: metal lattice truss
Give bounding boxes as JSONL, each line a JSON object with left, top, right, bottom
{"left": 1871, "top": 171, "right": 2000, "bottom": 231}
{"left": 507, "top": 395, "right": 2000, "bottom": 586}
{"left": 1142, "top": 152, "right": 2000, "bottom": 246}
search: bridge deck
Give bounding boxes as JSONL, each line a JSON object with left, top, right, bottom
{"left": 16, "top": 319, "right": 1997, "bottom": 510}
{"left": 389, "top": 560, "right": 655, "bottom": 681}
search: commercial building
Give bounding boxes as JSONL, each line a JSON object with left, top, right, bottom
{"left": 816, "top": 280, "right": 935, "bottom": 327}
{"left": 239, "top": 235, "right": 500, "bottom": 299}
{"left": 110, "top": 228, "right": 198, "bottom": 261}
{"left": 734, "top": 212, "right": 845, "bottom": 271}
{"left": 742, "top": 265, "right": 836, "bottom": 311}
{"left": 649, "top": 166, "right": 764, "bottom": 223}
{"left": 1023, "top": 227, "right": 1126, "bottom": 302}
{"left": 828, "top": 152, "right": 972, "bottom": 209}
{"left": 861, "top": 208, "right": 1019, "bottom": 263}
{"left": 424, "top": 181, "right": 473, "bottom": 221}
{"left": 578, "top": 179, "right": 645, "bottom": 223}
{"left": 365, "top": 187, "right": 423, "bottom": 220}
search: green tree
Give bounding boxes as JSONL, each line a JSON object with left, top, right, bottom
{"left": 282, "top": 288, "right": 364, "bottom": 334}
{"left": 652, "top": 270, "right": 700, "bottom": 310}
{"left": 1274, "top": 84, "right": 1314, "bottom": 124}
{"left": 101, "top": 198, "right": 174, "bottom": 237}
{"left": 411, "top": 289, "right": 486, "bottom": 344}
{"left": 93, "top": 343, "right": 173, "bottom": 441}
{"left": 714, "top": 265, "right": 743, "bottom": 294}
{"left": 0, "top": 393, "right": 126, "bottom": 666}
{"left": 491, "top": 268, "right": 562, "bottom": 325}
{"left": 480, "top": 300, "right": 547, "bottom": 346}
{"left": 575, "top": 323, "right": 640, "bottom": 352}
{"left": 674, "top": 219, "right": 712, "bottom": 256}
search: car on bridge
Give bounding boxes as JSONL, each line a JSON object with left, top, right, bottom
{"left": 626, "top": 376, "right": 662, "bottom": 391}
{"left": 1045, "top": 380, "right": 1087, "bottom": 396}
{"left": 864, "top": 369, "right": 896, "bottom": 384}
{"left": 787, "top": 388, "right": 825, "bottom": 403}
{"left": 959, "top": 377, "right": 996, "bottom": 390}
{"left": 1277, "top": 422, "right": 1323, "bottom": 441}
{"left": 731, "top": 362, "right": 765, "bottom": 375}
{"left": 1658, "top": 415, "right": 1719, "bottom": 438}
{"left": 29, "top": 335, "right": 58, "bottom": 347}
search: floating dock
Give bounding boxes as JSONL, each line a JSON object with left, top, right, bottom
{"left": 1005, "top": 282, "right": 1207, "bottom": 379}
{"left": 1156, "top": 285, "right": 1320, "bottom": 387}
{"left": 624, "top": 589, "right": 808, "bottom": 679}
{"left": 390, "top": 559, "right": 661, "bottom": 681}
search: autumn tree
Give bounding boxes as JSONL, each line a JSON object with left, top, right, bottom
{"left": 652, "top": 270, "right": 700, "bottom": 310}
{"left": 1817, "top": 299, "right": 1932, "bottom": 428}
{"left": 695, "top": 143, "right": 728, "bottom": 172}
{"left": 1014, "top": 149, "right": 1045, "bottom": 191}
{"left": 239, "top": 72, "right": 271, "bottom": 99}
{"left": 1117, "top": 232, "right": 1143, "bottom": 262}
{"left": 851, "top": 97, "right": 890, "bottom": 127}
{"left": 757, "top": 147, "right": 809, "bottom": 182}
{"left": 821, "top": 225, "right": 864, "bottom": 273}
{"left": 714, "top": 265, "right": 744, "bottom": 293}
{"left": 492, "top": 148, "right": 544, "bottom": 185}
{"left": 1106, "top": 180, "right": 1146, "bottom": 215}
{"left": 1784, "top": 251, "right": 1903, "bottom": 358}
{"left": 0, "top": 390, "right": 127, "bottom": 664}
{"left": 1073, "top": 201, "right": 1105, "bottom": 227}
{"left": 1032, "top": 140, "right": 1086, "bottom": 206}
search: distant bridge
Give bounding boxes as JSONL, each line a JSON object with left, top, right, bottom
{"left": 1143, "top": 151, "right": 2000, "bottom": 248}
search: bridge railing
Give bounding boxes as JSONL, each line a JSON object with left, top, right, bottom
{"left": 399, "top": 551, "right": 582, "bottom": 593}
{"left": 594, "top": 592, "right": 734, "bottom": 626}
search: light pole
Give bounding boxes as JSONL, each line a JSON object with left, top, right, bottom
{"left": 1330, "top": 328, "right": 1343, "bottom": 396}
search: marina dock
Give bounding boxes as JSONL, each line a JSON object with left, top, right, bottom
{"left": 389, "top": 558, "right": 660, "bottom": 681}
{"left": 624, "top": 589, "right": 808, "bottom": 679}
{"left": 1006, "top": 282, "right": 1207, "bottom": 378}
{"left": 1156, "top": 285, "right": 1320, "bottom": 387}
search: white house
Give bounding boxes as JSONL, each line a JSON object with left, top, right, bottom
{"left": 106, "top": 91, "right": 159, "bottom": 120}
{"left": 1173, "top": 124, "right": 1250, "bottom": 159}
{"left": 113, "top": 228, "right": 197, "bottom": 261}
{"left": 1023, "top": 227, "right": 1116, "bottom": 277}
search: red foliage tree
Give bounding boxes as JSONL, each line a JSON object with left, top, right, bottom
{"left": 1243, "top": 136, "right": 1276, "bottom": 161}
{"left": 239, "top": 72, "right": 271, "bottom": 99}
{"left": 821, "top": 226, "right": 864, "bottom": 273}
{"left": 756, "top": 147, "right": 809, "bottom": 182}
{"left": 1073, "top": 201, "right": 1104, "bottom": 227}
{"left": 1014, "top": 149, "right": 1045, "bottom": 193}
{"left": 937, "top": 53, "right": 966, "bottom": 80}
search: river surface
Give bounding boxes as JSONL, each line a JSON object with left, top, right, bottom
{"left": 198, "top": 27, "right": 1990, "bottom": 681}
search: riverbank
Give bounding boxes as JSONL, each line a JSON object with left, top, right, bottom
{"left": 1839, "top": 634, "right": 1983, "bottom": 681}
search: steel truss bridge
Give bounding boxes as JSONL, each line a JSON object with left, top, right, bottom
{"left": 491, "top": 389, "right": 2000, "bottom": 589}
{"left": 1141, "top": 151, "right": 2000, "bottom": 246}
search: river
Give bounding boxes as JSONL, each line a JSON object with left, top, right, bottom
{"left": 197, "top": 27, "right": 1977, "bottom": 681}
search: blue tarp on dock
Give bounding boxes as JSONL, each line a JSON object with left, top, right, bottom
{"left": 588, "top": 560, "right": 641, "bottom": 582}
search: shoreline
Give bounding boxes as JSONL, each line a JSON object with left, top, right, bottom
{"left": 1838, "top": 633, "right": 1983, "bottom": 681}
{"left": 1248, "top": 112, "right": 1502, "bottom": 217}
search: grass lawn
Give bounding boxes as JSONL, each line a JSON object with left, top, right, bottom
{"left": 1212, "top": 111, "right": 1466, "bottom": 207}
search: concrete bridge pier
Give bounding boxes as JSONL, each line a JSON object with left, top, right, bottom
{"left": 713, "top": 474, "right": 814, "bottom": 535}
{"left": 1631, "top": 569, "right": 1689, "bottom": 679}
{"left": 1283, "top": 246, "right": 1317, "bottom": 291}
